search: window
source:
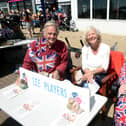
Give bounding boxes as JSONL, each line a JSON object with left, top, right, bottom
{"left": 78, "top": 0, "right": 90, "bottom": 18}
{"left": 9, "top": 2, "right": 17, "bottom": 10}
{"left": 93, "top": 0, "right": 107, "bottom": 19}
{"left": 18, "top": 1, "right": 24, "bottom": 11}
{"left": 110, "top": 0, "right": 126, "bottom": 19}
{"left": 25, "top": 0, "right": 32, "bottom": 11}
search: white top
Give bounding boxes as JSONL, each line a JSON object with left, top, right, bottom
{"left": 82, "top": 43, "right": 110, "bottom": 71}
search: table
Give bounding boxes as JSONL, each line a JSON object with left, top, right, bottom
{"left": 0, "top": 39, "right": 36, "bottom": 49}
{"left": 0, "top": 39, "right": 36, "bottom": 64}
{"left": 0, "top": 84, "right": 107, "bottom": 126}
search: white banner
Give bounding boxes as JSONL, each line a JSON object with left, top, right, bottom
{"left": 19, "top": 67, "right": 91, "bottom": 113}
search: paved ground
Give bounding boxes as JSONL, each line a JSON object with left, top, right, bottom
{"left": 0, "top": 27, "right": 126, "bottom": 126}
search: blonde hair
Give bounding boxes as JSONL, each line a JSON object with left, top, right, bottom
{"left": 43, "top": 20, "right": 59, "bottom": 36}
{"left": 85, "top": 26, "right": 101, "bottom": 45}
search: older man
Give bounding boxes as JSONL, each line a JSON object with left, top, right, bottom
{"left": 21, "top": 20, "right": 68, "bottom": 80}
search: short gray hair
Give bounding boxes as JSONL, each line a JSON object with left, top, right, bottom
{"left": 43, "top": 20, "right": 59, "bottom": 36}
{"left": 85, "top": 26, "right": 101, "bottom": 44}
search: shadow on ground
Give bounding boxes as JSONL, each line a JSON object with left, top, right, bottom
{"left": 0, "top": 117, "right": 22, "bottom": 126}
{"left": 89, "top": 113, "right": 114, "bottom": 126}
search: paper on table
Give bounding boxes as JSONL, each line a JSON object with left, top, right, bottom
{"left": 51, "top": 109, "right": 87, "bottom": 126}
{"left": 51, "top": 110, "right": 76, "bottom": 126}
{"left": 12, "top": 100, "right": 40, "bottom": 118}
{"left": 2, "top": 86, "right": 23, "bottom": 99}
{"left": 51, "top": 116, "right": 68, "bottom": 126}
{"left": 88, "top": 80, "right": 100, "bottom": 95}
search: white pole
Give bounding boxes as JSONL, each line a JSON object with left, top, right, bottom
{"left": 107, "top": 0, "right": 110, "bottom": 21}
{"left": 32, "top": 0, "right": 36, "bottom": 14}
{"left": 90, "top": 0, "right": 93, "bottom": 20}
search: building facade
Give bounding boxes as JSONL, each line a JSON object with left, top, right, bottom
{"left": 0, "top": 0, "right": 57, "bottom": 14}
{"left": 0, "top": 0, "right": 9, "bottom": 14}
{"left": 71, "top": 0, "right": 126, "bottom": 35}
{"left": 0, "top": 0, "right": 32, "bottom": 14}
{"left": 58, "top": 0, "right": 71, "bottom": 18}
{"left": 1, "top": 0, "right": 126, "bottom": 35}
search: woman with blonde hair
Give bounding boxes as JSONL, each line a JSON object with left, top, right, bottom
{"left": 80, "top": 26, "right": 110, "bottom": 86}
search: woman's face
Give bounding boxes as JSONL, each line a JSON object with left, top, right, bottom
{"left": 87, "top": 29, "right": 98, "bottom": 45}
{"left": 45, "top": 25, "right": 58, "bottom": 46}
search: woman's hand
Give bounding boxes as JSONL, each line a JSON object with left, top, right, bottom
{"left": 118, "top": 84, "right": 126, "bottom": 96}
{"left": 81, "top": 71, "right": 94, "bottom": 83}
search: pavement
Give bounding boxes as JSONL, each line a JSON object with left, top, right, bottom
{"left": 0, "top": 27, "right": 125, "bottom": 126}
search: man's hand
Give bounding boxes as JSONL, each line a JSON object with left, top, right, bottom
{"left": 15, "top": 77, "right": 22, "bottom": 87}
{"left": 52, "top": 70, "right": 60, "bottom": 80}
{"left": 39, "top": 71, "right": 48, "bottom": 76}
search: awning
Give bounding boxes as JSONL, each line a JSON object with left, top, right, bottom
{"left": 8, "top": 0, "right": 23, "bottom": 3}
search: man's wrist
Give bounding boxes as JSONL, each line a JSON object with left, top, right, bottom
{"left": 56, "top": 69, "right": 60, "bottom": 80}
{"left": 56, "top": 69, "right": 60, "bottom": 75}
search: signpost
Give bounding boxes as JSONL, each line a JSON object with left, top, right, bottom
{"left": 40, "top": 0, "right": 46, "bottom": 22}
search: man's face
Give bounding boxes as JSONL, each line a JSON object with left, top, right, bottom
{"left": 45, "top": 26, "right": 58, "bottom": 46}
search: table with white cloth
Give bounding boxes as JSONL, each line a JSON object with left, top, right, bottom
{"left": 0, "top": 68, "right": 107, "bottom": 126}
{"left": 0, "top": 39, "right": 35, "bottom": 49}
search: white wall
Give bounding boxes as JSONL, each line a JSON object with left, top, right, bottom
{"left": 71, "top": 0, "right": 126, "bottom": 36}
{"left": 76, "top": 19, "right": 126, "bottom": 35}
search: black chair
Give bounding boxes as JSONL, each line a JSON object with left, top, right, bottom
{"left": 65, "top": 37, "right": 84, "bottom": 81}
